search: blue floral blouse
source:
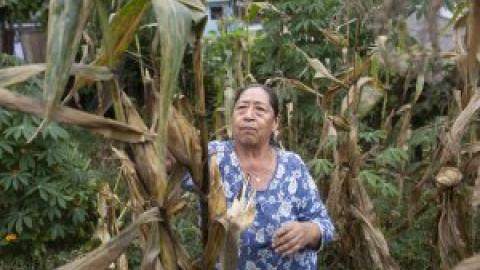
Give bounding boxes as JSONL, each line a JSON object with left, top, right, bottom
{"left": 208, "top": 140, "right": 335, "bottom": 270}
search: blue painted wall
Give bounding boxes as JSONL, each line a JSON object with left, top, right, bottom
{"left": 204, "top": 0, "right": 233, "bottom": 35}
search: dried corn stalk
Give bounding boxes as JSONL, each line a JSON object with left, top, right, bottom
{"left": 454, "top": 254, "right": 480, "bottom": 270}
{"left": 326, "top": 114, "right": 399, "bottom": 270}
{"left": 95, "top": 183, "right": 129, "bottom": 270}
{"left": 56, "top": 208, "right": 160, "bottom": 270}
{"left": 0, "top": 0, "right": 211, "bottom": 269}
{"left": 202, "top": 155, "right": 256, "bottom": 270}
{"left": 438, "top": 189, "right": 468, "bottom": 269}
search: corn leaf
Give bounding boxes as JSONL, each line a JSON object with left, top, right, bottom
{"left": 340, "top": 77, "right": 384, "bottom": 118}
{"left": 467, "top": 0, "right": 480, "bottom": 80}
{"left": 38, "top": 0, "right": 93, "bottom": 140}
{"left": 350, "top": 206, "right": 399, "bottom": 270}
{"left": 0, "top": 87, "right": 153, "bottom": 143}
{"left": 176, "top": 0, "right": 206, "bottom": 14}
{"left": 0, "top": 64, "right": 45, "bottom": 87}
{"left": 202, "top": 218, "right": 227, "bottom": 270}
{"left": 293, "top": 45, "right": 346, "bottom": 87}
{"left": 265, "top": 77, "right": 323, "bottom": 98}
{"left": 0, "top": 64, "right": 113, "bottom": 88}
{"left": 70, "top": 0, "right": 151, "bottom": 93}
{"left": 168, "top": 107, "right": 203, "bottom": 188}
{"left": 56, "top": 208, "right": 159, "bottom": 270}
{"left": 443, "top": 91, "right": 480, "bottom": 163}
{"left": 119, "top": 92, "right": 177, "bottom": 270}
{"left": 474, "top": 168, "right": 480, "bottom": 208}
{"left": 151, "top": 0, "right": 207, "bottom": 195}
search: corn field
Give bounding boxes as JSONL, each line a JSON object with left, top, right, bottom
{"left": 0, "top": 0, "right": 480, "bottom": 269}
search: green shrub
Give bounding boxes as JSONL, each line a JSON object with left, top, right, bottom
{"left": 0, "top": 54, "right": 100, "bottom": 263}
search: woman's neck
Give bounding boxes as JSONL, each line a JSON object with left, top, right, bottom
{"left": 233, "top": 142, "right": 277, "bottom": 190}
{"left": 234, "top": 142, "right": 272, "bottom": 160}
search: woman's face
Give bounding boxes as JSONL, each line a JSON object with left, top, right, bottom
{"left": 232, "top": 87, "right": 278, "bottom": 147}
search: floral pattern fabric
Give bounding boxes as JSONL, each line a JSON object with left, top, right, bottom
{"left": 208, "top": 140, "right": 335, "bottom": 270}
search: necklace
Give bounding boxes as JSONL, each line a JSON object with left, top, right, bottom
{"left": 245, "top": 172, "right": 262, "bottom": 183}
{"left": 236, "top": 146, "right": 277, "bottom": 185}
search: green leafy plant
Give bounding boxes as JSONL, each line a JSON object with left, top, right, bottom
{"left": 0, "top": 55, "right": 99, "bottom": 264}
{"left": 359, "top": 169, "right": 399, "bottom": 197}
{"left": 374, "top": 147, "right": 409, "bottom": 170}
{"left": 308, "top": 158, "right": 334, "bottom": 179}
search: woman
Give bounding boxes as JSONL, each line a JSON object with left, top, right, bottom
{"left": 206, "top": 84, "right": 334, "bottom": 269}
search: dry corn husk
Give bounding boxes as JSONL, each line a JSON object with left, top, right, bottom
{"left": 436, "top": 167, "right": 463, "bottom": 188}
{"left": 454, "top": 253, "right": 480, "bottom": 270}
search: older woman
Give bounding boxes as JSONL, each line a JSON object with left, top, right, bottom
{"left": 207, "top": 84, "right": 334, "bottom": 269}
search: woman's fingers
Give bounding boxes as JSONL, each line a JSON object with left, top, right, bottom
{"left": 272, "top": 222, "right": 308, "bottom": 256}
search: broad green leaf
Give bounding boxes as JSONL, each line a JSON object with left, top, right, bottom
{"left": 308, "top": 158, "right": 334, "bottom": 178}
{"left": 0, "top": 141, "right": 13, "bottom": 157}
{"left": 39, "top": 188, "right": 49, "bottom": 201}
{"left": 375, "top": 147, "right": 408, "bottom": 169}
{"left": 97, "top": 0, "right": 151, "bottom": 67}
{"left": 23, "top": 216, "right": 33, "bottom": 229}
{"left": 37, "top": 146, "right": 68, "bottom": 166}
{"left": 37, "top": 0, "right": 93, "bottom": 141}
{"left": 245, "top": 2, "right": 262, "bottom": 22}
{"left": 72, "top": 207, "right": 87, "bottom": 225}
{"left": 71, "top": 0, "right": 151, "bottom": 93}
{"left": 0, "top": 171, "right": 31, "bottom": 191}
{"left": 44, "top": 207, "right": 62, "bottom": 221}
{"left": 4, "top": 119, "right": 36, "bottom": 141}
{"left": 359, "top": 170, "right": 384, "bottom": 188}
{"left": 19, "top": 154, "right": 36, "bottom": 170}
{"left": 359, "top": 130, "right": 386, "bottom": 144}
{"left": 57, "top": 196, "right": 67, "bottom": 209}
{"left": 42, "top": 123, "right": 70, "bottom": 141}
{"left": 0, "top": 108, "right": 11, "bottom": 128}
{"left": 16, "top": 218, "right": 23, "bottom": 234}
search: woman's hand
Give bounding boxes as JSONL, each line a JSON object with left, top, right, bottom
{"left": 272, "top": 221, "right": 321, "bottom": 256}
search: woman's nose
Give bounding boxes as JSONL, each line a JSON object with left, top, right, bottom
{"left": 244, "top": 107, "right": 254, "bottom": 119}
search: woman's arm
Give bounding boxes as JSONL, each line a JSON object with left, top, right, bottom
{"left": 272, "top": 154, "right": 335, "bottom": 255}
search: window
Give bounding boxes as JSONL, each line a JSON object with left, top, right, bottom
{"left": 233, "top": 3, "right": 247, "bottom": 18}
{"left": 210, "top": 6, "right": 223, "bottom": 20}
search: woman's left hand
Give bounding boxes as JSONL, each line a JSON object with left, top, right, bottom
{"left": 272, "top": 221, "right": 321, "bottom": 256}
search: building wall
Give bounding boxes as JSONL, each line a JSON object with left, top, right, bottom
{"left": 406, "top": 7, "right": 456, "bottom": 52}
{"left": 204, "top": 0, "right": 233, "bottom": 35}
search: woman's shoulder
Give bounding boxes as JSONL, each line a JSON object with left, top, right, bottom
{"left": 277, "top": 148, "right": 306, "bottom": 167}
{"left": 208, "top": 140, "right": 234, "bottom": 154}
